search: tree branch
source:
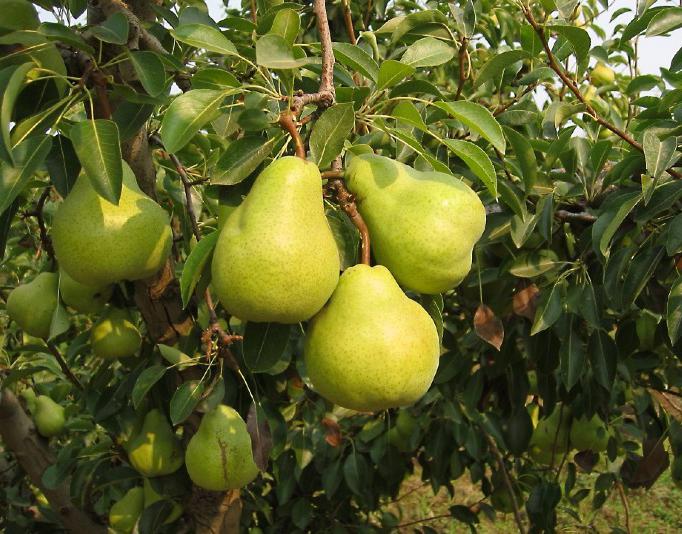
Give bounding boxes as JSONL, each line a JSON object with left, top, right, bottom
{"left": 23, "top": 188, "right": 54, "bottom": 264}
{"left": 484, "top": 434, "right": 526, "bottom": 534}
{"left": 455, "top": 37, "right": 468, "bottom": 100}
{"left": 555, "top": 209, "right": 597, "bottom": 223}
{"left": 328, "top": 178, "right": 371, "bottom": 265}
{"left": 314, "top": 0, "right": 335, "bottom": 99}
{"left": 341, "top": 0, "right": 357, "bottom": 44}
{"left": 278, "top": 112, "right": 306, "bottom": 159}
{"left": 46, "top": 341, "right": 83, "bottom": 391}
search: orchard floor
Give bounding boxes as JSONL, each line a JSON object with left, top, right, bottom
{"left": 387, "top": 469, "right": 682, "bottom": 532}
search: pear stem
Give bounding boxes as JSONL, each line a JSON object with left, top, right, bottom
{"left": 328, "top": 179, "right": 371, "bottom": 265}
{"left": 278, "top": 112, "right": 306, "bottom": 159}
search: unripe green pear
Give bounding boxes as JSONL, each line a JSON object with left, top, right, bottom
{"left": 304, "top": 265, "right": 440, "bottom": 412}
{"left": 127, "top": 409, "right": 183, "bottom": 477}
{"left": 395, "top": 409, "right": 417, "bottom": 437}
{"left": 528, "top": 405, "right": 571, "bottom": 457}
{"left": 21, "top": 388, "right": 37, "bottom": 412}
{"left": 143, "top": 478, "right": 183, "bottom": 524}
{"left": 33, "top": 395, "right": 65, "bottom": 437}
{"left": 59, "top": 269, "right": 112, "bottom": 313}
{"left": 185, "top": 405, "right": 259, "bottom": 491}
{"left": 109, "top": 486, "right": 144, "bottom": 534}
{"left": 591, "top": 62, "right": 615, "bottom": 86}
{"left": 52, "top": 163, "right": 172, "bottom": 287}
{"left": 6, "top": 272, "right": 58, "bottom": 338}
{"left": 569, "top": 414, "right": 609, "bottom": 452}
{"left": 211, "top": 156, "right": 340, "bottom": 323}
{"left": 345, "top": 155, "right": 486, "bottom": 294}
{"left": 90, "top": 308, "right": 141, "bottom": 359}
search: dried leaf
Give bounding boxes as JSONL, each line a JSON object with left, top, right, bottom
{"left": 574, "top": 450, "right": 599, "bottom": 473}
{"left": 649, "top": 389, "right": 682, "bottom": 423}
{"left": 620, "top": 437, "right": 669, "bottom": 489}
{"left": 474, "top": 304, "right": 504, "bottom": 351}
{"left": 246, "top": 403, "right": 272, "bottom": 471}
{"left": 322, "top": 417, "right": 342, "bottom": 447}
{"left": 513, "top": 284, "right": 540, "bottom": 321}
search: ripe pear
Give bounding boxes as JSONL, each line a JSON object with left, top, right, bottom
{"left": 109, "top": 486, "right": 144, "bottom": 534}
{"left": 143, "top": 479, "right": 183, "bottom": 524}
{"left": 127, "top": 409, "right": 183, "bottom": 477}
{"left": 33, "top": 395, "right": 65, "bottom": 437}
{"left": 6, "top": 272, "right": 58, "bottom": 338}
{"left": 591, "top": 62, "right": 615, "bottom": 86}
{"left": 51, "top": 162, "right": 172, "bottom": 287}
{"left": 345, "top": 154, "right": 486, "bottom": 294}
{"left": 569, "top": 414, "right": 609, "bottom": 452}
{"left": 211, "top": 156, "right": 340, "bottom": 323}
{"left": 90, "top": 308, "right": 141, "bottom": 359}
{"left": 185, "top": 404, "right": 259, "bottom": 491}
{"left": 59, "top": 269, "right": 112, "bottom": 313}
{"left": 304, "top": 265, "right": 440, "bottom": 412}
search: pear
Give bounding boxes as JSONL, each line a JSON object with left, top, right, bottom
{"left": 127, "top": 409, "right": 183, "bottom": 477}
{"left": 59, "top": 269, "right": 112, "bottom": 313}
{"left": 345, "top": 154, "right": 486, "bottom": 294}
{"left": 90, "top": 308, "right": 141, "bottom": 359}
{"left": 21, "top": 388, "right": 37, "bottom": 412}
{"left": 185, "top": 404, "right": 259, "bottom": 491}
{"left": 33, "top": 395, "right": 65, "bottom": 437}
{"left": 569, "top": 414, "right": 609, "bottom": 452}
{"left": 591, "top": 62, "right": 615, "bottom": 86}
{"left": 211, "top": 156, "right": 340, "bottom": 323}
{"left": 51, "top": 162, "right": 172, "bottom": 287}
{"left": 304, "top": 265, "right": 440, "bottom": 411}
{"left": 109, "top": 486, "right": 144, "bottom": 534}
{"left": 6, "top": 272, "right": 58, "bottom": 338}
{"left": 143, "top": 478, "right": 183, "bottom": 524}
{"left": 528, "top": 405, "right": 571, "bottom": 463}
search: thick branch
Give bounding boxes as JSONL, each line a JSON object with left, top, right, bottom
{"left": 314, "top": 0, "right": 335, "bottom": 98}
{"left": 341, "top": 0, "right": 357, "bottom": 44}
{"left": 190, "top": 487, "right": 242, "bottom": 534}
{"left": 0, "top": 390, "right": 106, "bottom": 533}
{"left": 555, "top": 209, "right": 597, "bottom": 223}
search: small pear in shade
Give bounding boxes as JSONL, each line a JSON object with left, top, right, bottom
{"left": 108, "top": 487, "right": 144, "bottom": 534}
{"left": 90, "top": 308, "right": 141, "bottom": 359}
{"left": 304, "top": 265, "right": 441, "bottom": 412}
{"left": 34, "top": 395, "right": 65, "bottom": 437}
{"left": 126, "top": 409, "right": 184, "bottom": 477}
{"left": 59, "top": 269, "right": 112, "bottom": 313}
{"left": 6, "top": 272, "right": 59, "bottom": 339}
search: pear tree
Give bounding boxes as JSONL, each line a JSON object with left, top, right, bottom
{"left": 1, "top": 0, "right": 682, "bottom": 532}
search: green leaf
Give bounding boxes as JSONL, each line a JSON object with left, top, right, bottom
{"left": 592, "top": 191, "right": 641, "bottom": 258}
{"left": 343, "top": 452, "right": 370, "bottom": 497}
{"left": 309, "top": 103, "right": 355, "bottom": 169}
{"left": 441, "top": 139, "right": 497, "bottom": 197}
{"left": 214, "top": 135, "right": 280, "bottom": 185}
{"left": 256, "top": 34, "right": 311, "bottom": 69}
{"left": 269, "top": 8, "right": 299, "bottom": 45}
{"left": 39, "top": 22, "right": 94, "bottom": 54}
{"left": 160, "top": 89, "right": 229, "bottom": 153}
{"left": 332, "top": 42, "right": 379, "bottom": 83}
{"left": 169, "top": 381, "right": 204, "bottom": 425}
{"left": 666, "top": 213, "right": 682, "bottom": 255}
{"left": 91, "top": 12, "right": 129, "bottom": 45}
{"left": 433, "top": 101, "right": 505, "bottom": 153}
{"left": 192, "top": 67, "right": 240, "bottom": 90}
{"left": 474, "top": 50, "right": 530, "bottom": 89}
{"left": 560, "top": 319, "right": 585, "bottom": 391}
{"left": 0, "top": 135, "right": 52, "bottom": 216}
{"left": 46, "top": 134, "right": 80, "bottom": 197}
{"left": 668, "top": 274, "right": 682, "bottom": 345}
{"left": 138, "top": 501, "right": 175, "bottom": 534}
{"left": 642, "top": 130, "right": 676, "bottom": 180}
{"left": 449, "top": 0, "right": 476, "bottom": 38}
{"left": 503, "top": 126, "right": 538, "bottom": 192}
{"left": 622, "top": 245, "right": 665, "bottom": 307}
{"left": 243, "top": 322, "right": 291, "bottom": 373}
{"left": 646, "top": 7, "right": 682, "bottom": 36}
{"left": 548, "top": 25, "right": 591, "bottom": 61}
{"left": 132, "top": 365, "right": 167, "bottom": 410}
{"left": 180, "top": 230, "right": 219, "bottom": 308}
{"left": 589, "top": 331, "right": 617, "bottom": 390}
{"left": 112, "top": 101, "right": 155, "bottom": 142}
{"left": 0, "top": 198, "right": 20, "bottom": 260}
{"left": 0, "top": 0, "right": 39, "bottom": 32}
{"left": 377, "top": 60, "right": 415, "bottom": 91}
{"left": 390, "top": 9, "right": 449, "bottom": 43}
{"left": 1, "top": 62, "right": 33, "bottom": 165}
{"left": 401, "top": 37, "right": 455, "bottom": 68}
{"left": 70, "top": 119, "right": 122, "bottom": 204}
{"left": 421, "top": 293, "right": 444, "bottom": 341}
{"left": 171, "top": 23, "right": 238, "bottom": 56}
{"left": 128, "top": 51, "right": 166, "bottom": 96}
{"left": 531, "top": 280, "right": 564, "bottom": 335}
{"left": 49, "top": 302, "right": 69, "bottom": 340}
{"left": 509, "top": 249, "right": 560, "bottom": 278}
{"left": 391, "top": 101, "right": 427, "bottom": 132}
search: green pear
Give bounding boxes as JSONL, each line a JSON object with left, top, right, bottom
{"left": 591, "top": 62, "right": 615, "bottom": 86}
{"left": 90, "top": 308, "right": 141, "bottom": 359}
{"left": 59, "top": 269, "right": 113, "bottom": 313}
{"left": 211, "top": 156, "right": 340, "bottom": 323}
{"left": 345, "top": 154, "right": 486, "bottom": 294}
{"left": 51, "top": 163, "right": 172, "bottom": 287}
{"left": 34, "top": 395, "right": 65, "bottom": 437}
{"left": 143, "top": 478, "right": 183, "bottom": 524}
{"left": 528, "top": 406, "right": 571, "bottom": 462}
{"left": 21, "top": 388, "right": 37, "bottom": 412}
{"left": 127, "top": 409, "right": 183, "bottom": 477}
{"left": 304, "top": 265, "right": 440, "bottom": 412}
{"left": 569, "top": 414, "right": 609, "bottom": 452}
{"left": 109, "top": 486, "right": 144, "bottom": 534}
{"left": 185, "top": 404, "right": 259, "bottom": 491}
{"left": 6, "top": 272, "right": 58, "bottom": 338}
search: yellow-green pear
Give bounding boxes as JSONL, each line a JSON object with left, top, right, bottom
{"left": 211, "top": 156, "right": 340, "bottom": 323}
{"left": 127, "top": 409, "right": 183, "bottom": 477}
{"left": 569, "top": 414, "right": 609, "bottom": 452}
{"left": 59, "top": 269, "right": 112, "bottom": 313}
{"left": 90, "top": 308, "right": 141, "bottom": 359}
{"left": 528, "top": 406, "right": 571, "bottom": 463}
{"left": 185, "top": 405, "right": 259, "bottom": 491}
{"left": 590, "top": 62, "right": 615, "bottom": 86}
{"left": 143, "top": 479, "right": 183, "bottom": 524}
{"left": 21, "top": 388, "right": 37, "bottom": 412}
{"left": 34, "top": 395, "right": 65, "bottom": 437}
{"left": 109, "top": 487, "right": 144, "bottom": 534}
{"left": 52, "top": 163, "right": 172, "bottom": 287}
{"left": 304, "top": 265, "right": 440, "bottom": 412}
{"left": 345, "top": 154, "right": 486, "bottom": 294}
{"left": 6, "top": 272, "right": 58, "bottom": 338}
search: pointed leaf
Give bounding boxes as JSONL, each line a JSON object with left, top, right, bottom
{"left": 132, "top": 365, "right": 167, "bottom": 409}
{"left": 1, "top": 62, "right": 33, "bottom": 164}
{"left": 309, "top": 103, "right": 355, "bottom": 169}
{"left": 332, "top": 42, "right": 379, "bottom": 82}
{"left": 646, "top": 7, "right": 682, "bottom": 36}
{"left": 242, "top": 322, "right": 291, "bottom": 373}
{"left": 643, "top": 130, "right": 676, "bottom": 179}
{"left": 46, "top": 134, "right": 80, "bottom": 197}
{"left": 503, "top": 126, "right": 537, "bottom": 191}
{"left": 474, "top": 304, "right": 504, "bottom": 350}
{"left": 0, "top": 135, "right": 52, "bottom": 216}
{"left": 180, "top": 230, "right": 219, "bottom": 308}
{"left": 214, "top": 135, "right": 280, "bottom": 185}
{"left": 171, "top": 23, "right": 239, "bottom": 56}
{"left": 531, "top": 280, "right": 564, "bottom": 335}
{"left": 91, "top": 12, "right": 129, "bottom": 45}
{"left": 442, "top": 139, "right": 497, "bottom": 197}
{"left": 474, "top": 50, "right": 530, "bottom": 88}
{"left": 433, "top": 100, "right": 505, "bottom": 153}
{"left": 401, "top": 37, "right": 455, "bottom": 68}
{"left": 129, "top": 51, "right": 166, "bottom": 97}
{"left": 169, "top": 381, "right": 204, "bottom": 425}
{"left": 377, "top": 60, "right": 415, "bottom": 91}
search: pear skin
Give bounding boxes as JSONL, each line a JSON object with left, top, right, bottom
{"left": 570, "top": 414, "right": 609, "bottom": 452}
{"left": 90, "top": 308, "right": 141, "bottom": 359}
{"left": 127, "top": 409, "right": 183, "bottom": 477}
{"left": 109, "top": 486, "right": 144, "bottom": 534}
{"left": 34, "top": 395, "right": 65, "bottom": 437}
{"left": 304, "top": 265, "right": 440, "bottom": 411}
{"left": 6, "top": 272, "right": 59, "bottom": 338}
{"left": 211, "top": 156, "right": 340, "bottom": 323}
{"left": 52, "top": 162, "right": 172, "bottom": 287}
{"left": 59, "top": 269, "right": 112, "bottom": 313}
{"left": 591, "top": 62, "right": 615, "bottom": 86}
{"left": 346, "top": 154, "right": 486, "bottom": 294}
{"left": 185, "top": 405, "right": 258, "bottom": 491}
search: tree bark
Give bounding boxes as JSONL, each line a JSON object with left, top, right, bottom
{"left": 190, "top": 488, "right": 242, "bottom": 534}
{"left": 0, "top": 389, "right": 106, "bottom": 533}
